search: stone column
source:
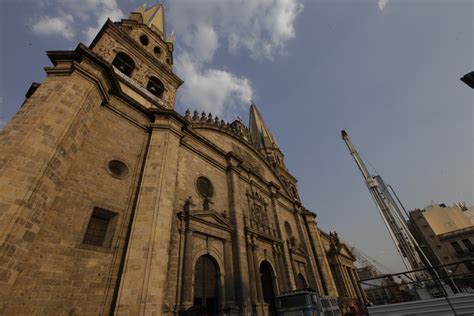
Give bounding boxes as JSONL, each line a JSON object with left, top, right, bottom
{"left": 288, "top": 249, "right": 299, "bottom": 290}
{"left": 273, "top": 244, "right": 287, "bottom": 293}
{"left": 277, "top": 246, "right": 289, "bottom": 293}
{"left": 174, "top": 214, "right": 187, "bottom": 310}
{"left": 180, "top": 227, "right": 194, "bottom": 309}
{"left": 340, "top": 264, "right": 354, "bottom": 298}
{"left": 226, "top": 153, "right": 252, "bottom": 314}
{"left": 293, "top": 204, "right": 320, "bottom": 291}
{"left": 246, "top": 236, "right": 258, "bottom": 303}
{"left": 268, "top": 184, "right": 296, "bottom": 291}
{"left": 223, "top": 238, "right": 236, "bottom": 309}
{"left": 349, "top": 267, "right": 366, "bottom": 304}
{"left": 252, "top": 243, "right": 269, "bottom": 316}
{"left": 253, "top": 245, "right": 264, "bottom": 302}
{"left": 305, "top": 214, "right": 338, "bottom": 296}
{"left": 115, "top": 114, "right": 184, "bottom": 315}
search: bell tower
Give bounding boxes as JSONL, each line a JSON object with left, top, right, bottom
{"left": 89, "top": 3, "right": 182, "bottom": 109}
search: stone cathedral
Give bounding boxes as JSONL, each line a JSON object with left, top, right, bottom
{"left": 0, "top": 4, "right": 365, "bottom": 315}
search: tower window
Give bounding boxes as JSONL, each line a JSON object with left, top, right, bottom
{"left": 154, "top": 46, "right": 161, "bottom": 56}
{"left": 112, "top": 52, "right": 135, "bottom": 77}
{"left": 139, "top": 34, "right": 149, "bottom": 46}
{"left": 83, "top": 208, "right": 118, "bottom": 248}
{"left": 146, "top": 76, "right": 165, "bottom": 98}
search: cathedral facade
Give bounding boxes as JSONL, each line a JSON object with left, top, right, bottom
{"left": 0, "top": 5, "right": 364, "bottom": 315}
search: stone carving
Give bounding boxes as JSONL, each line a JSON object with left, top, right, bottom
{"left": 203, "top": 197, "right": 214, "bottom": 211}
{"left": 246, "top": 189, "right": 268, "bottom": 224}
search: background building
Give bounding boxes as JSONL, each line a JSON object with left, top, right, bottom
{"left": 408, "top": 203, "right": 474, "bottom": 291}
{"left": 320, "top": 231, "right": 366, "bottom": 313}
{"left": 0, "top": 5, "right": 363, "bottom": 315}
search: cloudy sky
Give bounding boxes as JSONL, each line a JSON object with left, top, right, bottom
{"left": 0, "top": 0, "right": 472, "bottom": 273}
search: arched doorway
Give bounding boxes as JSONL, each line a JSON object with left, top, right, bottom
{"left": 260, "top": 260, "right": 276, "bottom": 315}
{"left": 296, "top": 273, "right": 307, "bottom": 290}
{"left": 194, "top": 255, "right": 219, "bottom": 315}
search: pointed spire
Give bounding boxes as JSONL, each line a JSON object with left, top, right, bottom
{"left": 248, "top": 103, "right": 279, "bottom": 150}
{"left": 192, "top": 110, "right": 199, "bottom": 121}
{"left": 134, "top": 3, "right": 146, "bottom": 14}
{"left": 129, "top": 3, "right": 165, "bottom": 37}
{"left": 167, "top": 31, "right": 174, "bottom": 44}
{"left": 184, "top": 109, "right": 191, "bottom": 121}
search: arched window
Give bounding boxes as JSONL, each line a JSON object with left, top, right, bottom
{"left": 285, "top": 221, "right": 292, "bottom": 237}
{"left": 146, "top": 76, "right": 165, "bottom": 98}
{"left": 112, "top": 52, "right": 135, "bottom": 76}
{"left": 296, "top": 273, "right": 308, "bottom": 290}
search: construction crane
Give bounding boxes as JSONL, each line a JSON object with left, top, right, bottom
{"left": 340, "top": 130, "right": 435, "bottom": 281}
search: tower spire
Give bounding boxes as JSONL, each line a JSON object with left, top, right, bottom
{"left": 129, "top": 3, "right": 165, "bottom": 37}
{"left": 248, "top": 103, "right": 279, "bottom": 150}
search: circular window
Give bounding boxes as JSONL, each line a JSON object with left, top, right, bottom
{"left": 108, "top": 160, "right": 128, "bottom": 178}
{"left": 196, "top": 176, "right": 214, "bottom": 198}
{"left": 139, "top": 34, "right": 149, "bottom": 46}
{"left": 154, "top": 46, "right": 161, "bottom": 56}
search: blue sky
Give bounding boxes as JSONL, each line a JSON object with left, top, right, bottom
{"left": 0, "top": 0, "right": 472, "bottom": 272}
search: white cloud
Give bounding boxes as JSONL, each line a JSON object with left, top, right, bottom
{"left": 28, "top": 0, "right": 304, "bottom": 117}
{"left": 168, "top": 0, "right": 303, "bottom": 115}
{"left": 176, "top": 53, "right": 253, "bottom": 116}
{"left": 168, "top": 0, "right": 303, "bottom": 60}
{"left": 81, "top": 0, "right": 123, "bottom": 43}
{"left": 32, "top": 13, "right": 75, "bottom": 40}
{"left": 181, "top": 22, "right": 219, "bottom": 63}
{"left": 31, "top": 0, "right": 123, "bottom": 43}
{"left": 378, "top": 0, "right": 390, "bottom": 11}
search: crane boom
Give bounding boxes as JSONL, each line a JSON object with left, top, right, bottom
{"left": 341, "top": 130, "right": 429, "bottom": 273}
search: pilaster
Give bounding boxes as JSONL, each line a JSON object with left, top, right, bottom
{"left": 304, "top": 214, "right": 338, "bottom": 296}
{"left": 115, "top": 114, "right": 183, "bottom": 315}
{"left": 293, "top": 203, "right": 320, "bottom": 290}
{"left": 268, "top": 184, "right": 296, "bottom": 291}
{"left": 226, "top": 153, "right": 252, "bottom": 314}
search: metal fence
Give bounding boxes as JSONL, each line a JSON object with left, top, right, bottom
{"left": 358, "top": 259, "right": 474, "bottom": 307}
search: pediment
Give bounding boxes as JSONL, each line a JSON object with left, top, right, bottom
{"left": 338, "top": 244, "right": 355, "bottom": 260}
{"left": 189, "top": 211, "right": 233, "bottom": 231}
